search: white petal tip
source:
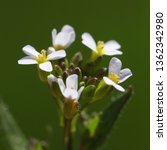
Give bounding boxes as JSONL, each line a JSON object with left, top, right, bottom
{"left": 39, "top": 62, "right": 53, "bottom": 72}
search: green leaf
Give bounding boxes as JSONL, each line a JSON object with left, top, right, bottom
{"left": 87, "top": 114, "right": 100, "bottom": 137}
{"left": 35, "top": 144, "right": 43, "bottom": 150}
{"left": 0, "top": 98, "right": 28, "bottom": 150}
{"left": 83, "top": 86, "right": 133, "bottom": 150}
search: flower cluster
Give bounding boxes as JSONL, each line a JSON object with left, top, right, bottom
{"left": 18, "top": 25, "right": 132, "bottom": 119}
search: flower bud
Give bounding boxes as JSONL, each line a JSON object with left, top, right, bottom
{"left": 71, "top": 52, "right": 83, "bottom": 67}
{"left": 80, "top": 85, "right": 96, "bottom": 106}
{"left": 87, "top": 77, "right": 98, "bottom": 85}
{"left": 69, "top": 62, "right": 75, "bottom": 69}
{"left": 63, "top": 71, "right": 69, "bottom": 81}
{"left": 83, "top": 76, "right": 88, "bottom": 82}
{"left": 96, "top": 67, "right": 107, "bottom": 78}
{"left": 93, "top": 80, "right": 113, "bottom": 101}
{"left": 74, "top": 67, "right": 82, "bottom": 81}
{"left": 84, "top": 56, "right": 102, "bottom": 75}
{"left": 54, "top": 65, "right": 63, "bottom": 76}
{"left": 79, "top": 81, "right": 85, "bottom": 87}
{"left": 64, "top": 99, "right": 80, "bottom": 119}
{"left": 47, "top": 74, "right": 62, "bottom": 98}
{"left": 61, "top": 62, "right": 66, "bottom": 70}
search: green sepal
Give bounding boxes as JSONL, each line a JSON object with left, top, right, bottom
{"left": 93, "top": 80, "right": 112, "bottom": 101}
{"left": 89, "top": 52, "right": 102, "bottom": 63}
{"left": 80, "top": 85, "right": 96, "bottom": 107}
{"left": 64, "top": 99, "right": 79, "bottom": 119}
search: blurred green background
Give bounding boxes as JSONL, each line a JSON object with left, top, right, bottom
{"left": 0, "top": 0, "right": 149, "bottom": 150}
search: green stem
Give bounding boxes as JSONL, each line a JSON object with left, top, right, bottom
{"left": 64, "top": 118, "right": 72, "bottom": 150}
{"left": 54, "top": 98, "right": 64, "bottom": 127}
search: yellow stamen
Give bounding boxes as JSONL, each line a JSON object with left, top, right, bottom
{"left": 109, "top": 73, "right": 119, "bottom": 83}
{"left": 96, "top": 41, "right": 105, "bottom": 56}
{"left": 36, "top": 50, "right": 47, "bottom": 63}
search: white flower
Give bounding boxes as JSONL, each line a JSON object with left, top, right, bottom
{"left": 52, "top": 25, "right": 75, "bottom": 50}
{"left": 81, "top": 32, "right": 122, "bottom": 56}
{"left": 103, "top": 57, "right": 132, "bottom": 92}
{"left": 57, "top": 74, "right": 84, "bottom": 100}
{"left": 18, "top": 45, "right": 66, "bottom": 72}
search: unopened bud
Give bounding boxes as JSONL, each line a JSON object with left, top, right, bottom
{"left": 93, "top": 80, "right": 113, "bottom": 101}
{"left": 87, "top": 77, "right": 98, "bottom": 85}
{"left": 63, "top": 71, "right": 69, "bottom": 81}
{"left": 80, "top": 85, "right": 96, "bottom": 106}
{"left": 74, "top": 67, "right": 82, "bottom": 81}
{"left": 79, "top": 81, "right": 85, "bottom": 87}
{"left": 60, "top": 61, "right": 66, "bottom": 70}
{"left": 54, "top": 65, "right": 63, "bottom": 76}
{"left": 96, "top": 67, "right": 107, "bottom": 78}
{"left": 71, "top": 52, "right": 83, "bottom": 66}
{"left": 47, "top": 74, "right": 62, "bottom": 98}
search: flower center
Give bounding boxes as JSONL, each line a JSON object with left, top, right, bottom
{"left": 36, "top": 50, "right": 47, "bottom": 64}
{"left": 55, "top": 44, "right": 64, "bottom": 50}
{"left": 96, "top": 41, "right": 105, "bottom": 55}
{"left": 109, "top": 72, "right": 120, "bottom": 83}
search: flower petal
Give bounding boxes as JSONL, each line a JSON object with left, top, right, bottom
{"left": 18, "top": 56, "right": 38, "bottom": 65}
{"left": 103, "top": 77, "right": 125, "bottom": 92}
{"left": 47, "top": 47, "right": 56, "bottom": 54}
{"left": 63, "top": 88, "right": 78, "bottom": 99}
{"left": 103, "top": 49, "right": 123, "bottom": 56}
{"left": 104, "top": 40, "right": 121, "bottom": 50}
{"left": 54, "top": 32, "right": 72, "bottom": 49}
{"left": 47, "top": 74, "right": 57, "bottom": 86}
{"left": 39, "top": 61, "right": 53, "bottom": 72}
{"left": 61, "top": 25, "right": 75, "bottom": 48}
{"left": 77, "top": 86, "right": 85, "bottom": 101}
{"left": 118, "top": 68, "right": 132, "bottom": 83}
{"left": 52, "top": 28, "right": 57, "bottom": 46}
{"left": 47, "top": 50, "right": 66, "bottom": 60}
{"left": 22, "top": 45, "right": 40, "bottom": 58}
{"left": 61, "top": 25, "right": 74, "bottom": 33}
{"left": 65, "top": 31, "right": 76, "bottom": 48}
{"left": 66, "top": 74, "right": 78, "bottom": 91}
{"left": 81, "top": 32, "right": 97, "bottom": 52}
{"left": 57, "top": 78, "right": 66, "bottom": 95}
{"left": 108, "top": 57, "right": 122, "bottom": 75}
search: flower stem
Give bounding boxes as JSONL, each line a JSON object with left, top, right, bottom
{"left": 64, "top": 118, "right": 72, "bottom": 150}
